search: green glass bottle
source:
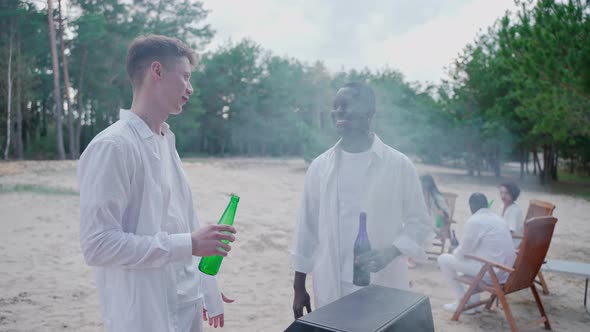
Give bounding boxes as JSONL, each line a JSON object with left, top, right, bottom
{"left": 198, "top": 194, "right": 240, "bottom": 276}
{"left": 435, "top": 215, "right": 443, "bottom": 228}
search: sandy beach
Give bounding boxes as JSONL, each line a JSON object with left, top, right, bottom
{"left": 1, "top": 158, "right": 589, "bottom": 331}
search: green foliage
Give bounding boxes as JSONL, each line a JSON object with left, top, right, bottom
{"left": 25, "top": 126, "right": 59, "bottom": 160}
{"left": 446, "top": 0, "right": 590, "bottom": 180}
{"left": 2, "top": 0, "right": 590, "bottom": 181}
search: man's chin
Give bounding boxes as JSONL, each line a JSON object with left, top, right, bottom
{"left": 170, "top": 106, "right": 184, "bottom": 115}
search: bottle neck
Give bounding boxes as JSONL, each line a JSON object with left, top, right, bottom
{"left": 358, "top": 219, "right": 367, "bottom": 236}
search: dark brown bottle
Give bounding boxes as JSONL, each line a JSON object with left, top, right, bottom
{"left": 353, "top": 212, "right": 371, "bottom": 286}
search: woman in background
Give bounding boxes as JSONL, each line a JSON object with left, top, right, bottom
{"left": 407, "top": 175, "right": 450, "bottom": 268}
{"left": 500, "top": 182, "right": 524, "bottom": 246}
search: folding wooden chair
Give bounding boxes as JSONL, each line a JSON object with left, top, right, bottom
{"left": 521, "top": 199, "right": 556, "bottom": 295}
{"left": 524, "top": 200, "right": 556, "bottom": 222}
{"left": 451, "top": 216, "right": 557, "bottom": 332}
{"left": 427, "top": 192, "right": 457, "bottom": 258}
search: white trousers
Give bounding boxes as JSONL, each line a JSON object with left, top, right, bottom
{"left": 177, "top": 298, "right": 203, "bottom": 332}
{"left": 437, "top": 253, "right": 483, "bottom": 300}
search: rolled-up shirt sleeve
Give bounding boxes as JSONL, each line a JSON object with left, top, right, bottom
{"left": 392, "top": 158, "right": 433, "bottom": 261}
{"left": 290, "top": 161, "right": 320, "bottom": 273}
{"left": 78, "top": 139, "right": 192, "bottom": 268}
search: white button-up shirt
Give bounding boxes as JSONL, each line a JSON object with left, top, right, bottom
{"left": 454, "top": 208, "right": 517, "bottom": 282}
{"left": 291, "top": 135, "right": 432, "bottom": 308}
{"left": 78, "top": 110, "right": 222, "bottom": 332}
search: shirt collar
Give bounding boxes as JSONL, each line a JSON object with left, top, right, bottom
{"left": 474, "top": 208, "right": 492, "bottom": 216}
{"left": 333, "top": 133, "right": 386, "bottom": 160}
{"left": 119, "top": 109, "right": 170, "bottom": 139}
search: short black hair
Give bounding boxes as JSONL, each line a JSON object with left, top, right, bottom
{"left": 342, "top": 81, "right": 376, "bottom": 115}
{"left": 469, "top": 192, "right": 488, "bottom": 213}
{"left": 500, "top": 182, "right": 521, "bottom": 201}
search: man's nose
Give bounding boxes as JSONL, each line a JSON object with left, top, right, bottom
{"left": 332, "top": 108, "right": 345, "bottom": 116}
{"left": 186, "top": 82, "right": 194, "bottom": 96}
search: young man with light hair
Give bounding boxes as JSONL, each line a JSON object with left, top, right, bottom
{"left": 79, "top": 35, "right": 235, "bottom": 332}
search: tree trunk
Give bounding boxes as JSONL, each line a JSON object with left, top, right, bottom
{"left": 75, "top": 46, "right": 87, "bottom": 156}
{"left": 552, "top": 148, "right": 558, "bottom": 181}
{"left": 48, "top": 0, "right": 66, "bottom": 160}
{"left": 526, "top": 151, "right": 530, "bottom": 174}
{"left": 540, "top": 144, "right": 553, "bottom": 185}
{"left": 477, "top": 159, "right": 481, "bottom": 177}
{"left": 58, "top": 0, "right": 76, "bottom": 159}
{"left": 465, "top": 133, "right": 474, "bottom": 176}
{"left": 4, "top": 23, "right": 14, "bottom": 160}
{"left": 15, "top": 31, "right": 23, "bottom": 159}
{"left": 533, "top": 148, "right": 540, "bottom": 175}
{"left": 493, "top": 146, "right": 501, "bottom": 177}
{"left": 41, "top": 99, "right": 47, "bottom": 136}
{"left": 202, "top": 133, "right": 208, "bottom": 152}
{"left": 539, "top": 144, "right": 549, "bottom": 185}
{"left": 520, "top": 149, "right": 525, "bottom": 179}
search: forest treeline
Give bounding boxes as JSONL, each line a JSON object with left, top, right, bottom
{"left": 1, "top": 0, "right": 589, "bottom": 184}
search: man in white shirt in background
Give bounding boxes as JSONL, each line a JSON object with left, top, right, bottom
{"left": 79, "top": 35, "right": 236, "bottom": 332}
{"left": 291, "top": 82, "right": 432, "bottom": 318}
{"left": 437, "top": 193, "right": 516, "bottom": 314}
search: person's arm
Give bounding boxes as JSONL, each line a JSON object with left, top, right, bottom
{"left": 293, "top": 271, "right": 311, "bottom": 318}
{"left": 359, "top": 159, "right": 433, "bottom": 272}
{"left": 504, "top": 206, "right": 519, "bottom": 234}
{"left": 434, "top": 192, "right": 450, "bottom": 218}
{"left": 79, "top": 140, "right": 192, "bottom": 268}
{"left": 201, "top": 273, "right": 236, "bottom": 328}
{"left": 512, "top": 206, "right": 524, "bottom": 235}
{"left": 392, "top": 158, "right": 434, "bottom": 261}
{"left": 79, "top": 140, "right": 234, "bottom": 268}
{"left": 505, "top": 205, "right": 525, "bottom": 236}
{"left": 291, "top": 162, "right": 320, "bottom": 318}
{"left": 202, "top": 274, "right": 224, "bottom": 319}
{"left": 515, "top": 206, "right": 524, "bottom": 234}
{"left": 291, "top": 163, "right": 320, "bottom": 273}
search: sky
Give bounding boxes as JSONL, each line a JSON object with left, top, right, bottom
{"left": 201, "top": 0, "right": 519, "bottom": 84}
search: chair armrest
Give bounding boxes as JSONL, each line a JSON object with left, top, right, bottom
{"left": 464, "top": 254, "right": 515, "bottom": 273}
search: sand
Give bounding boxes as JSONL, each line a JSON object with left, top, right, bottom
{"left": 0, "top": 158, "right": 589, "bottom": 331}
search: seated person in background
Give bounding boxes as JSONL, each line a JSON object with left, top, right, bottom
{"left": 437, "top": 193, "right": 516, "bottom": 314}
{"left": 499, "top": 182, "right": 524, "bottom": 246}
{"left": 421, "top": 175, "right": 450, "bottom": 236}
{"left": 407, "top": 175, "right": 449, "bottom": 268}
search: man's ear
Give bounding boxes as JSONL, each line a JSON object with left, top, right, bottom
{"left": 149, "top": 61, "right": 163, "bottom": 80}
